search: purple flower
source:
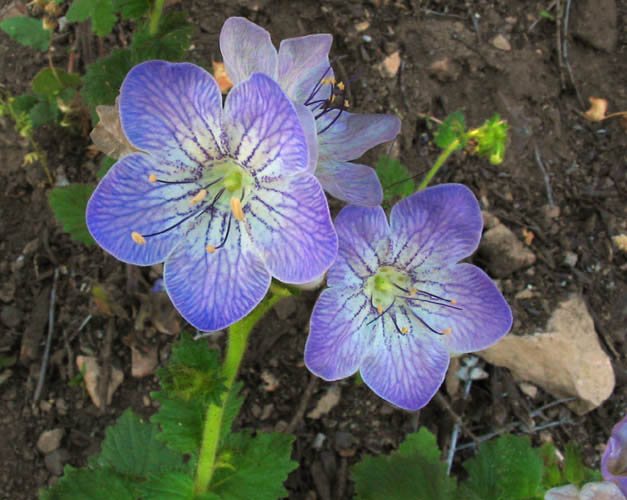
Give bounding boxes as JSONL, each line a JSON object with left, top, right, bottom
{"left": 304, "top": 184, "right": 512, "bottom": 410}
{"left": 545, "top": 482, "right": 626, "bottom": 500}
{"left": 603, "top": 415, "right": 627, "bottom": 495}
{"left": 86, "top": 61, "right": 337, "bottom": 331}
{"left": 220, "top": 17, "right": 401, "bottom": 207}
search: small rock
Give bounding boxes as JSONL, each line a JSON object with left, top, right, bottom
{"left": 479, "top": 294, "right": 615, "bottom": 414}
{"left": 355, "top": 21, "right": 370, "bottom": 32}
{"left": 519, "top": 382, "right": 538, "bottom": 399}
{"left": 37, "top": 428, "right": 65, "bottom": 454}
{"left": 312, "top": 433, "right": 326, "bottom": 450}
{"left": 571, "top": 0, "right": 617, "bottom": 51}
{"left": 563, "top": 251, "right": 578, "bottom": 268}
{"left": 274, "top": 296, "right": 297, "bottom": 320}
{"left": 491, "top": 34, "right": 512, "bottom": 51}
{"left": 482, "top": 210, "right": 500, "bottom": 230}
{"left": 515, "top": 288, "right": 534, "bottom": 300}
{"left": 76, "top": 356, "right": 124, "bottom": 409}
{"left": 479, "top": 223, "right": 536, "bottom": 277}
{"left": 44, "top": 448, "right": 71, "bottom": 476}
{"left": 131, "top": 344, "right": 159, "bottom": 378}
{"left": 143, "top": 395, "right": 151, "bottom": 407}
{"left": 428, "top": 57, "right": 462, "bottom": 82}
{"left": 260, "top": 403, "right": 274, "bottom": 421}
{"left": 307, "top": 385, "right": 341, "bottom": 419}
{"left": 1, "top": 305, "right": 20, "bottom": 328}
{"left": 260, "top": 370, "right": 280, "bottom": 392}
{"left": 379, "top": 51, "right": 401, "bottom": 78}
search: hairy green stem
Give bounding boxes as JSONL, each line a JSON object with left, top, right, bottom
{"left": 193, "top": 284, "right": 292, "bottom": 494}
{"left": 149, "top": 0, "right": 165, "bottom": 36}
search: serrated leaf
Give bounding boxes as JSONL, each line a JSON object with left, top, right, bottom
{"left": 136, "top": 472, "right": 195, "bottom": 500}
{"left": 66, "top": 0, "right": 94, "bottom": 22}
{"left": 435, "top": 111, "right": 466, "bottom": 150}
{"left": 90, "top": 409, "right": 184, "bottom": 478}
{"left": 32, "top": 68, "right": 82, "bottom": 98}
{"left": 29, "top": 100, "right": 57, "bottom": 127}
{"left": 151, "top": 391, "right": 205, "bottom": 455}
{"left": 0, "top": 17, "right": 51, "bottom": 51}
{"left": 48, "top": 184, "right": 95, "bottom": 245}
{"left": 97, "top": 155, "right": 116, "bottom": 179}
{"left": 210, "top": 431, "right": 297, "bottom": 500}
{"left": 92, "top": 0, "right": 117, "bottom": 36}
{"left": 39, "top": 466, "right": 134, "bottom": 500}
{"left": 352, "top": 429, "right": 456, "bottom": 500}
{"left": 220, "top": 381, "right": 244, "bottom": 447}
{"left": 375, "top": 155, "right": 415, "bottom": 202}
{"left": 131, "top": 12, "right": 193, "bottom": 61}
{"left": 462, "top": 434, "right": 543, "bottom": 500}
{"left": 82, "top": 48, "right": 133, "bottom": 115}
{"left": 114, "top": 0, "right": 150, "bottom": 20}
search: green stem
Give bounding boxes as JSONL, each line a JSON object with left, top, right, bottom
{"left": 149, "top": 0, "right": 165, "bottom": 36}
{"left": 417, "top": 138, "right": 460, "bottom": 191}
{"left": 193, "top": 285, "right": 292, "bottom": 494}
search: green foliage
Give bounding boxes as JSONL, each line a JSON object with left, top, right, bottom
{"left": 563, "top": 442, "right": 602, "bottom": 486}
{"left": 472, "top": 114, "right": 508, "bottom": 165}
{"left": 0, "top": 17, "right": 51, "bottom": 51}
{"left": 375, "top": 156, "right": 415, "bottom": 202}
{"left": 131, "top": 12, "right": 193, "bottom": 61}
{"left": 434, "top": 111, "right": 467, "bottom": 150}
{"left": 151, "top": 391, "right": 205, "bottom": 455}
{"left": 462, "top": 434, "right": 543, "bottom": 500}
{"left": 209, "top": 431, "right": 298, "bottom": 500}
{"left": 82, "top": 48, "right": 134, "bottom": 114}
{"left": 67, "top": 0, "right": 117, "bottom": 37}
{"left": 219, "top": 382, "right": 244, "bottom": 447}
{"left": 352, "top": 428, "right": 456, "bottom": 500}
{"left": 48, "top": 184, "right": 96, "bottom": 245}
{"left": 32, "top": 68, "right": 82, "bottom": 98}
{"left": 97, "top": 155, "right": 117, "bottom": 179}
{"left": 114, "top": 0, "right": 151, "bottom": 20}
{"left": 39, "top": 466, "right": 134, "bottom": 500}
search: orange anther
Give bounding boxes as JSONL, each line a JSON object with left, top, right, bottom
{"left": 131, "top": 232, "right": 146, "bottom": 245}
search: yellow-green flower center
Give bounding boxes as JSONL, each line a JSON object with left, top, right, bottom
{"left": 366, "top": 266, "right": 409, "bottom": 313}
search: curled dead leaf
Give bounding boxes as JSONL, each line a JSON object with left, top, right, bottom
{"left": 90, "top": 98, "right": 138, "bottom": 159}
{"left": 584, "top": 96, "right": 608, "bottom": 122}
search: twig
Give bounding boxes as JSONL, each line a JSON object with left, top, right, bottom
{"left": 528, "top": 1, "right": 557, "bottom": 33}
{"left": 445, "top": 379, "right": 472, "bottom": 474}
{"left": 97, "top": 318, "right": 115, "bottom": 414}
{"left": 285, "top": 375, "right": 319, "bottom": 434}
{"left": 555, "top": 0, "right": 566, "bottom": 89}
{"left": 534, "top": 144, "right": 555, "bottom": 206}
{"left": 562, "top": 0, "right": 585, "bottom": 109}
{"left": 335, "top": 457, "right": 348, "bottom": 500}
{"left": 33, "top": 268, "right": 59, "bottom": 402}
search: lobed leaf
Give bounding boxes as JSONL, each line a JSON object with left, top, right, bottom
{"left": 114, "top": 0, "right": 151, "bottom": 20}
{"left": 151, "top": 391, "right": 205, "bottom": 455}
{"left": 67, "top": 0, "right": 117, "bottom": 37}
{"left": 48, "top": 184, "right": 96, "bottom": 245}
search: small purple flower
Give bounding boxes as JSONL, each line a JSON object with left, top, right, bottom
{"left": 219, "top": 17, "right": 401, "bottom": 207}
{"left": 603, "top": 415, "right": 627, "bottom": 495}
{"left": 304, "top": 184, "right": 512, "bottom": 410}
{"left": 545, "top": 482, "right": 626, "bottom": 500}
{"left": 86, "top": 61, "right": 337, "bottom": 331}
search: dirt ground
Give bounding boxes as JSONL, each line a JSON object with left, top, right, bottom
{"left": 0, "top": 0, "right": 625, "bottom": 498}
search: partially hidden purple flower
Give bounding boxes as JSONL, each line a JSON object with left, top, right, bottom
{"left": 545, "top": 482, "right": 626, "bottom": 500}
{"left": 219, "top": 17, "right": 401, "bottom": 207}
{"left": 603, "top": 415, "right": 627, "bottom": 495}
{"left": 304, "top": 184, "right": 512, "bottom": 410}
{"left": 86, "top": 61, "right": 338, "bottom": 331}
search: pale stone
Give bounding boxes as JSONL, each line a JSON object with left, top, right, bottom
{"left": 479, "top": 223, "right": 536, "bottom": 277}
{"left": 37, "top": 428, "right": 65, "bottom": 454}
{"left": 491, "top": 34, "right": 512, "bottom": 51}
{"left": 380, "top": 51, "right": 401, "bottom": 78}
{"left": 519, "top": 382, "right": 538, "bottom": 399}
{"left": 131, "top": 345, "right": 158, "bottom": 378}
{"left": 76, "top": 355, "right": 124, "bottom": 409}
{"left": 307, "top": 385, "right": 341, "bottom": 419}
{"left": 479, "top": 295, "right": 615, "bottom": 414}
{"left": 260, "top": 370, "right": 280, "bottom": 392}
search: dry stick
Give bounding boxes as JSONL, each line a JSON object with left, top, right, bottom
{"left": 444, "top": 379, "right": 473, "bottom": 475}
{"left": 285, "top": 375, "right": 319, "bottom": 434}
{"left": 33, "top": 268, "right": 59, "bottom": 402}
{"left": 335, "top": 457, "right": 348, "bottom": 500}
{"left": 562, "top": 0, "right": 585, "bottom": 109}
{"left": 555, "top": 0, "right": 566, "bottom": 89}
{"left": 534, "top": 144, "right": 555, "bottom": 206}
{"left": 528, "top": 1, "right": 558, "bottom": 33}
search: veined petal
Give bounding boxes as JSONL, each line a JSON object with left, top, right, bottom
{"left": 305, "top": 287, "right": 372, "bottom": 380}
{"left": 317, "top": 111, "right": 400, "bottom": 161}
{"left": 119, "top": 61, "right": 223, "bottom": 167}
{"left": 603, "top": 416, "right": 627, "bottom": 495}
{"left": 327, "top": 205, "right": 389, "bottom": 288}
{"left": 389, "top": 184, "right": 483, "bottom": 270}
{"left": 580, "top": 482, "right": 626, "bottom": 500}
{"left": 293, "top": 103, "right": 319, "bottom": 174}
{"left": 316, "top": 159, "right": 383, "bottom": 206}
{"left": 224, "top": 73, "right": 308, "bottom": 179}
{"left": 407, "top": 263, "right": 512, "bottom": 354}
{"left": 164, "top": 210, "right": 271, "bottom": 331}
{"left": 219, "top": 17, "right": 278, "bottom": 86}
{"left": 245, "top": 174, "right": 337, "bottom": 283}
{"left": 86, "top": 153, "right": 199, "bottom": 266}
{"left": 544, "top": 485, "right": 580, "bottom": 500}
{"left": 360, "top": 311, "right": 450, "bottom": 411}
{"left": 278, "top": 34, "right": 333, "bottom": 104}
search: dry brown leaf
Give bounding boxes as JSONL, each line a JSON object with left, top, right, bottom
{"left": 212, "top": 61, "right": 233, "bottom": 94}
{"left": 584, "top": 96, "right": 608, "bottom": 122}
{"left": 90, "top": 98, "right": 138, "bottom": 159}
{"left": 522, "top": 227, "right": 535, "bottom": 246}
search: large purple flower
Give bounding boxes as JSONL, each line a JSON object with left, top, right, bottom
{"left": 603, "top": 415, "right": 627, "bottom": 495}
{"left": 220, "top": 17, "right": 401, "bottom": 207}
{"left": 86, "top": 61, "right": 337, "bottom": 331}
{"left": 304, "top": 184, "right": 512, "bottom": 410}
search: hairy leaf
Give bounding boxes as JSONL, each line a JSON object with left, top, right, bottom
{"left": 151, "top": 391, "right": 205, "bottom": 455}
{"left": 114, "top": 0, "right": 150, "bottom": 20}
{"left": 0, "top": 17, "right": 50, "bottom": 51}
{"left": 82, "top": 48, "right": 134, "bottom": 116}
{"left": 39, "top": 466, "right": 134, "bottom": 500}
{"left": 48, "top": 184, "right": 95, "bottom": 245}
{"left": 29, "top": 100, "right": 57, "bottom": 128}
{"left": 67, "top": 0, "right": 117, "bottom": 37}
{"left": 136, "top": 472, "right": 196, "bottom": 500}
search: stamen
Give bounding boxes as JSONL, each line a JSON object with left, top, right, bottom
{"left": 407, "top": 309, "right": 449, "bottom": 336}
{"left": 405, "top": 296, "right": 463, "bottom": 311}
{"left": 344, "top": 99, "right": 350, "bottom": 108}
{"left": 451, "top": 299, "right": 457, "bottom": 305}
{"left": 211, "top": 215, "right": 233, "bottom": 251}
{"left": 321, "top": 76, "right": 336, "bottom": 85}
{"left": 367, "top": 301, "right": 395, "bottom": 326}
{"left": 409, "top": 288, "right": 417, "bottom": 296}
{"left": 189, "top": 189, "right": 207, "bottom": 205}
{"left": 230, "top": 196, "right": 244, "bottom": 222}
{"left": 377, "top": 305, "right": 383, "bottom": 314}
{"left": 149, "top": 174, "right": 157, "bottom": 183}
{"left": 401, "top": 327, "right": 409, "bottom": 334}
{"left": 131, "top": 232, "right": 146, "bottom": 245}
{"left": 206, "top": 245, "right": 216, "bottom": 253}
{"left": 443, "top": 328, "right": 452, "bottom": 335}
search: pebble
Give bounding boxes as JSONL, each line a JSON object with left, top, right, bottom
{"left": 479, "top": 223, "right": 536, "bottom": 277}
{"left": 37, "top": 429, "right": 65, "bottom": 454}
{"left": 563, "top": 251, "right": 578, "bottom": 268}
{"left": 491, "top": 34, "right": 512, "bottom": 51}
{"left": 380, "top": 51, "right": 401, "bottom": 78}
{"left": 44, "top": 448, "right": 71, "bottom": 476}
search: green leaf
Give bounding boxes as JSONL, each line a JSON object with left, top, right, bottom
{"left": 563, "top": 442, "right": 585, "bottom": 486}
{"left": 0, "top": 17, "right": 51, "bottom": 51}
{"left": 220, "top": 382, "right": 244, "bottom": 447}
{"left": 89, "top": 409, "right": 184, "bottom": 478}
{"left": 39, "top": 466, "right": 134, "bottom": 500}
{"left": 209, "top": 431, "right": 297, "bottom": 500}
{"left": 462, "top": 434, "right": 544, "bottom": 500}
{"left": 131, "top": 12, "right": 193, "bottom": 61}
{"left": 32, "top": 68, "right": 82, "bottom": 98}
{"left": 114, "top": 0, "right": 150, "bottom": 20}
{"left": 82, "top": 48, "right": 133, "bottom": 115}
{"left": 375, "top": 156, "right": 415, "bottom": 202}
{"left": 538, "top": 443, "right": 563, "bottom": 490}
{"left": 29, "top": 100, "right": 58, "bottom": 127}
{"left": 92, "top": 0, "right": 117, "bottom": 37}
{"left": 151, "top": 391, "right": 205, "bottom": 455}
{"left": 352, "top": 429, "right": 456, "bottom": 500}
{"left": 48, "top": 184, "right": 95, "bottom": 245}
{"left": 66, "top": 0, "right": 94, "bottom": 22}
{"left": 97, "top": 156, "right": 116, "bottom": 180}
{"left": 434, "top": 111, "right": 466, "bottom": 150}
{"left": 136, "top": 472, "right": 196, "bottom": 500}
{"left": 11, "top": 94, "right": 38, "bottom": 114}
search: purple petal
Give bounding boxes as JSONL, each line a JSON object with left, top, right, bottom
{"left": 544, "top": 485, "right": 580, "bottom": 500}
{"left": 316, "top": 159, "right": 383, "bottom": 206}
{"left": 245, "top": 174, "right": 337, "bottom": 283}
{"left": 360, "top": 312, "right": 450, "bottom": 410}
{"left": 389, "top": 184, "right": 483, "bottom": 269}
{"left": 603, "top": 415, "right": 627, "bottom": 496}
{"left": 219, "top": 17, "right": 278, "bottom": 86}
{"left": 86, "top": 153, "right": 198, "bottom": 266}
{"left": 293, "top": 103, "right": 318, "bottom": 174}
{"left": 164, "top": 211, "right": 271, "bottom": 331}
{"left": 327, "top": 205, "right": 389, "bottom": 288}
{"left": 278, "top": 34, "right": 333, "bottom": 104}
{"left": 119, "top": 61, "right": 223, "bottom": 166}
{"left": 317, "top": 111, "right": 400, "bottom": 161}
{"left": 305, "top": 287, "right": 372, "bottom": 380}
{"left": 407, "top": 263, "right": 512, "bottom": 354}
{"left": 580, "top": 482, "right": 626, "bottom": 500}
{"left": 224, "top": 73, "right": 308, "bottom": 179}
